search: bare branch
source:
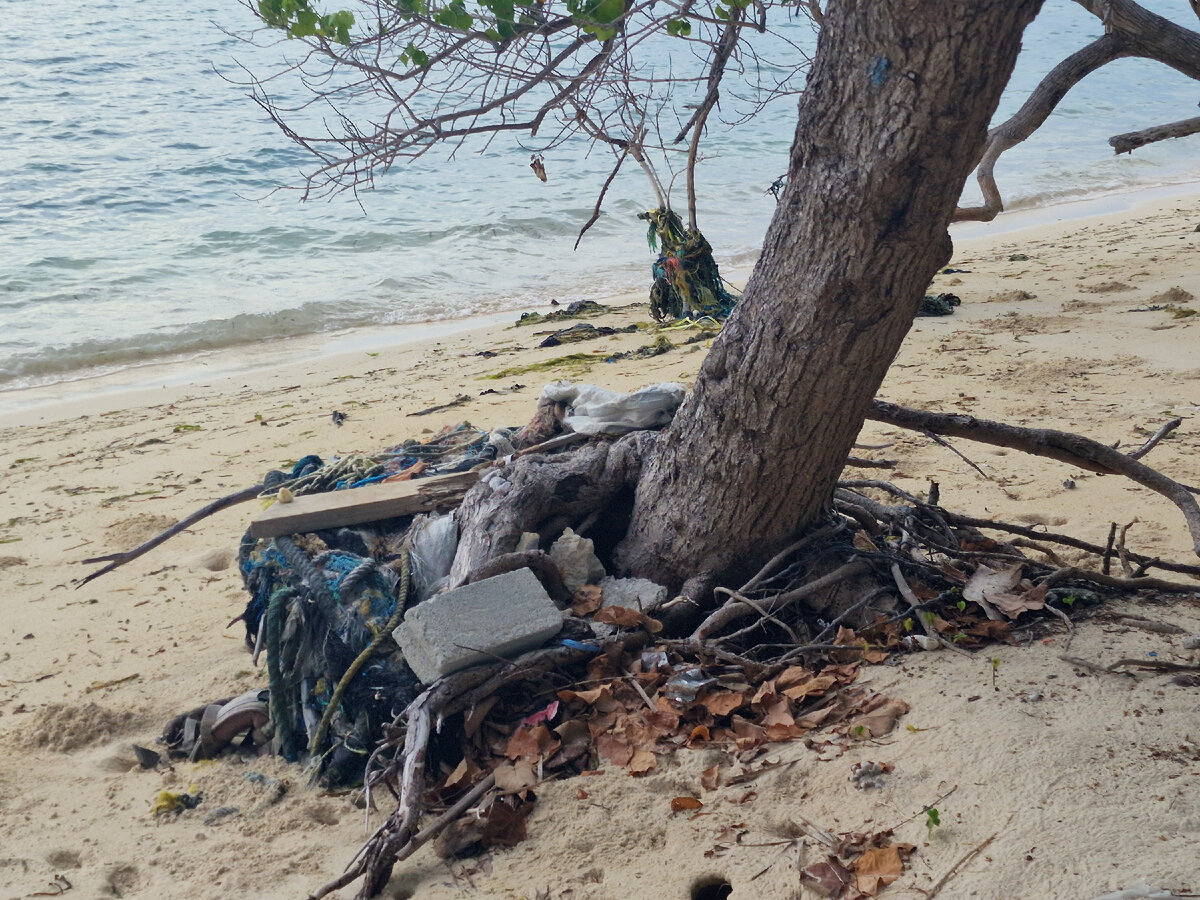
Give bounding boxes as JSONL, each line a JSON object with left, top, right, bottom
{"left": 1110, "top": 115, "right": 1200, "bottom": 153}
{"left": 955, "top": 0, "right": 1200, "bottom": 222}
{"left": 868, "top": 400, "right": 1200, "bottom": 557}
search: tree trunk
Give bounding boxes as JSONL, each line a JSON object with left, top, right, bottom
{"left": 618, "top": 0, "right": 1044, "bottom": 590}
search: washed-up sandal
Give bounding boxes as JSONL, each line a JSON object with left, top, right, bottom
{"left": 160, "top": 690, "right": 271, "bottom": 761}
{"left": 208, "top": 689, "right": 271, "bottom": 756}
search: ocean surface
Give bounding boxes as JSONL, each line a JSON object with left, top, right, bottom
{"left": 2, "top": 0, "right": 1198, "bottom": 394}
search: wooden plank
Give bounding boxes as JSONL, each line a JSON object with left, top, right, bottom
{"left": 249, "top": 471, "right": 480, "bottom": 538}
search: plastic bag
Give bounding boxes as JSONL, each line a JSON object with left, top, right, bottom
{"left": 542, "top": 381, "right": 686, "bottom": 435}
{"left": 408, "top": 512, "right": 459, "bottom": 603}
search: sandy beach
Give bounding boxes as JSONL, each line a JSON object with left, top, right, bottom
{"left": 2, "top": 190, "right": 1199, "bottom": 900}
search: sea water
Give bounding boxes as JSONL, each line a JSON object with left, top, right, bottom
{"left": 2, "top": 0, "right": 1197, "bottom": 393}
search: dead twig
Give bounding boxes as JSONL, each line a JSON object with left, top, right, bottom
{"left": 692, "top": 560, "right": 872, "bottom": 640}
{"left": 1102, "top": 522, "right": 1117, "bottom": 576}
{"left": 938, "top": 512, "right": 1200, "bottom": 579}
{"left": 1127, "top": 417, "right": 1182, "bottom": 460}
{"left": 845, "top": 456, "right": 897, "bottom": 469}
{"left": 1116, "top": 519, "right": 1137, "bottom": 576}
{"left": 76, "top": 483, "right": 264, "bottom": 587}
{"left": 738, "top": 523, "right": 843, "bottom": 594}
{"left": 923, "top": 832, "right": 999, "bottom": 899}
{"left": 1105, "top": 658, "right": 1200, "bottom": 674}
{"left": 1041, "top": 566, "right": 1198, "bottom": 593}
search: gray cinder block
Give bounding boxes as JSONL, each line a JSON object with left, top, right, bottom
{"left": 393, "top": 567, "right": 564, "bottom": 684}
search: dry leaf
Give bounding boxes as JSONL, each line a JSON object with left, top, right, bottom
{"left": 848, "top": 697, "right": 909, "bottom": 738}
{"left": 594, "top": 605, "right": 663, "bottom": 633}
{"left": 700, "top": 764, "right": 721, "bottom": 791}
{"left": 670, "top": 796, "right": 703, "bottom": 813}
{"left": 700, "top": 690, "right": 746, "bottom": 716}
{"left": 570, "top": 585, "right": 604, "bottom": 616}
{"left": 443, "top": 757, "right": 481, "bottom": 789}
{"left": 854, "top": 845, "right": 906, "bottom": 895}
{"left": 762, "top": 698, "right": 795, "bottom": 728}
{"left": 505, "top": 722, "right": 561, "bottom": 761}
{"left": 781, "top": 673, "right": 838, "bottom": 700}
{"left": 492, "top": 759, "right": 538, "bottom": 792}
{"left": 529, "top": 156, "right": 547, "bottom": 182}
{"left": 627, "top": 749, "right": 656, "bottom": 775}
{"left": 799, "top": 857, "right": 856, "bottom": 896}
{"left": 595, "top": 734, "right": 633, "bottom": 767}
{"left": 558, "top": 685, "right": 614, "bottom": 709}
{"left": 963, "top": 563, "right": 1022, "bottom": 620}
{"left": 989, "top": 581, "right": 1048, "bottom": 619}
{"left": 481, "top": 797, "right": 533, "bottom": 848}
{"left": 853, "top": 532, "right": 880, "bottom": 552}
{"left": 576, "top": 788, "right": 589, "bottom": 800}
{"left": 688, "top": 725, "right": 711, "bottom": 744}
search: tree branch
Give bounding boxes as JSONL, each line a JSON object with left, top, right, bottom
{"left": 867, "top": 400, "right": 1200, "bottom": 557}
{"left": 955, "top": 0, "right": 1200, "bottom": 222}
{"left": 1110, "top": 115, "right": 1200, "bottom": 153}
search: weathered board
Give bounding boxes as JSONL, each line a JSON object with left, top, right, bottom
{"left": 249, "top": 471, "right": 480, "bottom": 538}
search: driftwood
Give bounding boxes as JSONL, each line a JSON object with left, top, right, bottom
{"left": 867, "top": 400, "right": 1200, "bottom": 557}
{"left": 447, "top": 429, "right": 657, "bottom": 587}
{"left": 1110, "top": 115, "right": 1200, "bottom": 154}
{"left": 249, "top": 471, "right": 480, "bottom": 538}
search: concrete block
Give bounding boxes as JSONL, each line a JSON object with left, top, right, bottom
{"left": 393, "top": 567, "right": 563, "bottom": 683}
{"left": 600, "top": 576, "right": 668, "bottom": 612}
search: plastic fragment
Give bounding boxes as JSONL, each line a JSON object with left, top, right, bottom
{"left": 663, "top": 666, "right": 716, "bottom": 704}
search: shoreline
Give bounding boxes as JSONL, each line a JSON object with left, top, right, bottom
{"left": 5, "top": 180, "right": 1199, "bottom": 427}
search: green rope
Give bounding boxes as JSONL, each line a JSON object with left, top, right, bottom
{"left": 264, "top": 585, "right": 301, "bottom": 760}
{"left": 309, "top": 546, "right": 411, "bottom": 760}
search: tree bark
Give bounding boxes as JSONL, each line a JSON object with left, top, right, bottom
{"left": 618, "top": 0, "right": 1044, "bottom": 590}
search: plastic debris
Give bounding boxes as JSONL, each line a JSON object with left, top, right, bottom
{"left": 541, "top": 381, "right": 686, "bottom": 436}
{"left": 663, "top": 666, "right": 717, "bottom": 704}
{"left": 409, "top": 511, "right": 459, "bottom": 602}
{"left": 549, "top": 527, "right": 606, "bottom": 592}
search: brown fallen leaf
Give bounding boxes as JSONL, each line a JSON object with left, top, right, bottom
{"left": 800, "top": 857, "right": 856, "bottom": 897}
{"left": 670, "top": 796, "right": 703, "bottom": 813}
{"left": 700, "top": 689, "right": 747, "bottom": 716}
{"left": 570, "top": 584, "right": 604, "bottom": 616}
{"left": 481, "top": 796, "right": 534, "bottom": 848}
{"left": 848, "top": 697, "right": 909, "bottom": 738}
{"left": 492, "top": 759, "right": 538, "bottom": 792}
{"left": 594, "top": 605, "right": 663, "bottom": 633}
{"left": 854, "top": 844, "right": 908, "bottom": 896}
{"left": 700, "top": 764, "right": 721, "bottom": 791}
{"left": 595, "top": 733, "right": 633, "bottom": 767}
{"left": 505, "top": 722, "right": 561, "bottom": 761}
{"left": 628, "top": 749, "right": 657, "bottom": 775}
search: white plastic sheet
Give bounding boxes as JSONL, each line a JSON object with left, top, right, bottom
{"left": 408, "top": 511, "right": 458, "bottom": 602}
{"left": 543, "top": 381, "right": 686, "bottom": 435}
